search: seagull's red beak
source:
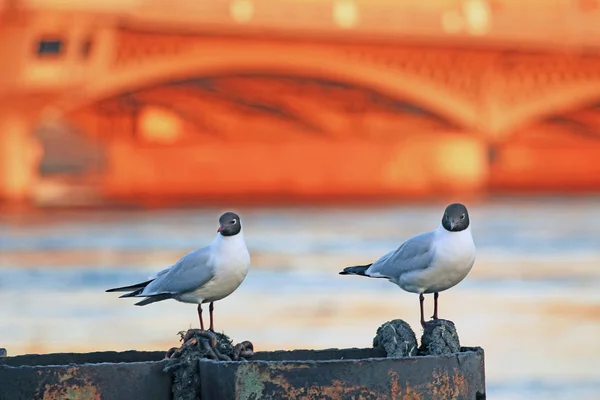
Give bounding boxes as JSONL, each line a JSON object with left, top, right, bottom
{"left": 217, "top": 226, "right": 225, "bottom": 233}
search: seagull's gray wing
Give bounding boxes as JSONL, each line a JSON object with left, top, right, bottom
{"left": 367, "top": 231, "right": 436, "bottom": 280}
{"left": 148, "top": 265, "right": 172, "bottom": 280}
{"left": 141, "top": 246, "right": 216, "bottom": 296}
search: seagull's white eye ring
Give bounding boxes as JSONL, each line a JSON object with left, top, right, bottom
{"left": 232, "top": 219, "right": 237, "bottom": 224}
{"left": 460, "top": 214, "right": 466, "bottom": 220}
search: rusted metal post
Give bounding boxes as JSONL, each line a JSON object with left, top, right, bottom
{"left": 199, "top": 347, "right": 485, "bottom": 400}
{"left": 0, "top": 347, "right": 485, "bottom": 400}
{"left": 0, "top": 351, "right": 171, "bottom": 400}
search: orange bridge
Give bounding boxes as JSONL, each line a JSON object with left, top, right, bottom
{"left": 2, "top": 0, "right": 600, "bottom": 204}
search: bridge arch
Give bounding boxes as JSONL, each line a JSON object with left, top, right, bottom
{"left": 500, "top": 82, "right": 600, "bottom": 136}
{"left": 63, "top": 42, "right": 478, "bottom": 131}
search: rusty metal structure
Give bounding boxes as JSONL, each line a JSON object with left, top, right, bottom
{"left": 0, "top": 347, "right": 486, "bottom": 399}
{"left": 2, "top": 1, "right": 600, "bottom": 204}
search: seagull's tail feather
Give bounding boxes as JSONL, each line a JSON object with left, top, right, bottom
{"left": 118, "top": 288, "right": 145, "bottom": 298}
{"left": 339, "top": 264, "right": 373, "bottom": 277}
{"left": 134, "top": 294, "right": 174, "bottom": 306}
{"left": 106, "top": 279, "right": 154, "bottom": 293}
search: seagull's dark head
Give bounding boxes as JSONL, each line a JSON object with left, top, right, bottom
{"left": 441, "top": 203, "right": 470, "bottom": 232}
{"left": 218, "top": 212, "right": 242, "bottom": 237}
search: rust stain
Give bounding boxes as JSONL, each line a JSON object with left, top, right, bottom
{"left": 236, "top": 356, "right": 478, "bottom": 400}
{"left": 39, "top": 368, "right": 101, "bottom": 400}
{"left": 427, "top": 368, "right": 467, "bottom": 400}
{"left": 428, "top": 369, "right": 453, "bottom": 399}
{"left": 266, "top": 372, "right": 380, "bottom": 399}
{"left": 401, "top": 383, "right": 423, "bottom": 400}
{"left": 389, "top": 370, "right": 400, "bottom": 399}
{"left": 452, "top": 368, "right": 468, "bottom": 395}
{"left": 388, "top": 369, "right": 424, "bottom": 400}
{"left": 324, "top": 379, "right": 379, "bottom": 399}
{"left": 42, "top": 383, "right": 100, "bottom": 400}
{"left": 58, "top": 367, "right": 79, "bottom": 383}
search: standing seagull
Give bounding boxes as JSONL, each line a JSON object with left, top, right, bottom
{"left": 339, "top": 203, "right": 475, "bottom": 326}
{"left": 106, "top": 212, "right": 251, "bottom": 332}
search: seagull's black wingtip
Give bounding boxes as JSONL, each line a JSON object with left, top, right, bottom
{"left": 339, "top": 264, "right": 373, "bottom": 277}
{"left": 105, "top": 279, "right": 154, "bottom": 294}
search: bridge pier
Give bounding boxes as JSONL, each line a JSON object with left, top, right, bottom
{"left": 0, "top": 109, "right": 42, "bottom": 204}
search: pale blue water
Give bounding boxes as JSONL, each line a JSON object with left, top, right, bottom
{"left": 1, "top": 198, "right": 600, "bottom": 399}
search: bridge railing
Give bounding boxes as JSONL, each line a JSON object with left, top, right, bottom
{"left": 9, "top": 0, "right": 600, "bottom": 51}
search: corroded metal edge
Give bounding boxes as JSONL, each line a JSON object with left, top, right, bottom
{"left": 0, "top": 350, "right": 166, "bottom": 367}
{"left": 0, "top": 351, "right": 170, "bottom": 400}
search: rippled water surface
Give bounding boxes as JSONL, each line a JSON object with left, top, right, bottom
{"left": 1, "top": 198, "right": 600, "bottom": 399}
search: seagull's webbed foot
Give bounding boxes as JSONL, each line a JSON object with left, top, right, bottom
{"left": 169, "top": 329, "right": 229, "bottom": 360}
{"left": 420, "top": 317, "right": 451, "bottom": 335}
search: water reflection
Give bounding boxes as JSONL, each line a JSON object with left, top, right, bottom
{"left": 1, "top": 198, "right": 600, "bottom": 400}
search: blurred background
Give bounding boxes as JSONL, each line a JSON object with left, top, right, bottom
{"left": 1, "top": 0, "right": 600, "bottom": 399}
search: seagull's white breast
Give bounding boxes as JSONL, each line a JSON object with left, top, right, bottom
{"left": 181, "top": 232, "right": 251, "bottom": 304}
{"left": 400, "top": 225, "right": 476, "bottom": 294}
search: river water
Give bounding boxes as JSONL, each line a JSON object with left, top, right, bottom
{"left": 1, "top": 197, "right": 599, "bottom": 399}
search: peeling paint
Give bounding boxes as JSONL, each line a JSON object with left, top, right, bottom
{"left": 210, "top": 349, "right": 485, "bottom": 399}
{"left": 269, "top": 373, "right": 381, "bottom": 399}
{"left": 426, "top": 367, "right": 470, "bottom": 400}
{"left": 235, "top": 363, "right": 265, "bottom": 400}
{"left": 453, "top": 368, "right": 468, "bottom": 396}
{"left": 1, "top": 347, "right": 484, "bottom": 400}
{"left": 57, "top": 367, "right": 79, "bottom": 383}
{"left": 37, "top": 367, "right": 101, "bottom": 400}
{"left": 402, "top": 384, "right": 423, "bottom": 400}
{"left": 389, "top": 370, "right": 400, "bottom": 398}
{"left": 0, "top": 350, "right": 171, "bottom": 400}
{"left": 42, "top": 382, "right": 100, "bottom": 400}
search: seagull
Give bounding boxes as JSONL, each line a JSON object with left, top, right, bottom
{"left": 106, "top": 211, "right": 251, "bottom": 332}
{"left": 339, "top": 203, "right": 476, "bottom": 326}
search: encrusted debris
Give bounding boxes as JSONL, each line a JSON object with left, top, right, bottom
{"left": 419, "top": 319, "right": 461, "bottom": 355}
{"left": 373, "top": 319, "right": 418, "bottom": 357}
{"left": 163, "top": 329, "right": 254, "bottom": 400}
{"left": 374, "top": 319, "right": 462, "bottom": 358}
